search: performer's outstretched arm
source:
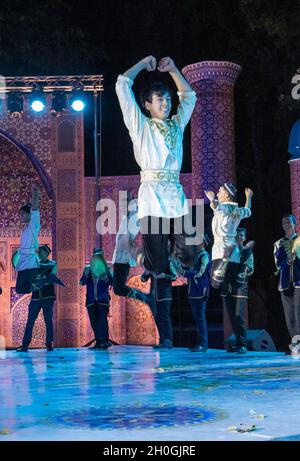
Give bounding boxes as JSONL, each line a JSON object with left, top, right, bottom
{"left": 158, "top": 57, "right": 192, "bottom": 93}
{"left": 31, "top": 185, "right": 40, "bottom": 211}
{"left": 123, "top": 56, "right": 156, "bottom": 80}
{"left": 28, "top": 184, "right": 41, "bottom": 236}
{"left": 115, "top": 56, "right": 156, "bottom": 144}
{"left": 158, "top": 57, "right": 196, "bottom": 131}
{"left": 244, "top": 188, "right": 253, "bottom": 210}
{"left": 204, "top": 191, "right": 218, "bottom": 210}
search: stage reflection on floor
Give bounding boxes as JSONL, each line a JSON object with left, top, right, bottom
{"left": 0, "top": 346, "right": 300, "bottom": 441}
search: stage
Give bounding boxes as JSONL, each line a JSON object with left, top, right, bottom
{"left": 0, "top": 346, "right": 299, "bottom": 441}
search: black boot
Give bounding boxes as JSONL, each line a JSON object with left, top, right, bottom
{"left": 141, "top": 271, "right": 151, "bottom": 283}
{"left": 211, "top": 258, "right": 230, "bottom": 289}
{"left": 127, "top": 288, "right": 156, "bottom": 316}
{"left": 16, "top": 346, "right": 28, "bottom": 352}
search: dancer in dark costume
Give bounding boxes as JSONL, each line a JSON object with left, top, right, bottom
{"left": 205, "top": 184, "right": 253, "bottom": 354}
{"left": 16, "top": 245, "right": 58, "bottom": 352}
{"left": 222, "top": 228, "right": 254, "bottom": 354}
{"left": 274, "top": 214, "right": 300, "bottom": 350}
{"left": 80, "top": 248, "right": 113, "bottom": 350}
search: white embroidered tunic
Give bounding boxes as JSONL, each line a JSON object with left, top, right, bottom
{"left": 211, "top": 202, "right": 251, "bottom": 262}
{"left": 115, "top": 75, "right": 197, "bottom": 220}
{"left": 16, "top": 210, "right": 40, "bottom": 271}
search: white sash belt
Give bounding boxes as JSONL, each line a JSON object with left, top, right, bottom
{"left": 140, "top": 169, "right": 180, "bottom": 184}
{"left": 19, "top": 249, "right": 37, "bottom": 255}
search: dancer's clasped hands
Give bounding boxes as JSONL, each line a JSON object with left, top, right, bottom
{"left": 141, "top": 56, "right": 176, "bottom": 73}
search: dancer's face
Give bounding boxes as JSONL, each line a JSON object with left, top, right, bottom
{"left": 145, "top": 92, "right": 172, "bottom": 120}
{"left": 38, "top": 249, "right": 49, "bottom": 262}
{"left": 217, "top": 186, "right": 231, "bottom": 203}
{"left": 282, "top": 217, "right": 295, "bottom": 235}
{"left": 236, "top": 230, "right": 246, "bottom": 247}
{"left": 20, "top": 210, "right": 31, "bottom": 224}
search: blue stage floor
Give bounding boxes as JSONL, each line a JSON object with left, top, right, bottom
{"left": 0, "top": 346, "right": 300, "bottom": 441}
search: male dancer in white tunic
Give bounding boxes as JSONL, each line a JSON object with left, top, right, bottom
{"left": 116, "top": 56, "right": 196, "bottom": 312}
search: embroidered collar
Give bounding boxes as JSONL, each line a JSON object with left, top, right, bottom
{"left": 150, "top": 117, "right": 171, "bottom": 124}
{"left": 284, "top": 233, "right": 298, "bottom": 241}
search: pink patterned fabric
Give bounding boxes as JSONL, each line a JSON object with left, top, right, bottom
{"left": 182, "top": 61, "right": 241, "bottom": 201}
{"left": 289, "top": 159, "right": 300, "bottom": 231}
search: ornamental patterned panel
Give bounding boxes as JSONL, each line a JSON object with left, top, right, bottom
{"left": 108, "top": 292, "right": 126, "bottom": 345}
{"left": 57, "top": 219, "right": 77, "bottom": 251}
{"left": 125, "top": 276, "right": 158, "bottom": 345}
{"left": 289, "top": 159, "right": 300, "bottom": 232}
{"left": 0, "top": 137, "right": 52, "bottom": 236}
{"left": 57, "top": 170, "right": 77, "bottom": 202}
{"left": 57, "top": 319, "right": 78, "bottom": 346}
{"left": 11, "top": 294, "right": 46, "bottom": 347}
{"left": 57, "top": 269, "right": 79, "bottom": 304}
{"left": 0, "top": 241, "right": 7, "bottom": 264}
{"left": 52, "top": 111, "right": 86, "bottom": 347}
{"left": 182, "top": 61, "right": 241, "bottom": 202}
{"left": 0, "top": 98, "right": 53, "bottom": 177}
{"left": 58, "top": 120, "right": 75, "bottom": 152}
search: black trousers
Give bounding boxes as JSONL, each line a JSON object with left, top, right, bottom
{"left": 16, "top": 268, "right": 39, "bottom": 294}
{"left": 189, "top": 298, "right": 208, "bottom": 348}
{"left": 212, "top": 260, "right": 247, "bottom": 347}
{"left": 155, "top": 299, "right": 173, "bottom": 342}
{"left": 113, "top": 263, "right": 132, "bottom": 297}
{"left": 223, "top": 294, "right": 247, "bottom": 347}
{"left": 87, "top": 303, "right": 109, "bottom": 344}
{"left": 22, "top": 297, "right": 54, "bottom": 347}
{"left": 140, "top": 216, "right": 198, "bottom": 275}
{"left": 280, "top": 287, "right": 300, "bottom": 338}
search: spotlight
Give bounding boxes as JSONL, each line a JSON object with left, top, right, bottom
{"left": 69, "top": 91, "right": 85, "bottom": 112}
{"left": 7, "top": 92, "right": 23, "bottom": 117}
{"left": 51, "top": 91, "right": 67, "bottom": 117}
{"left": 71, "top": 99, "right": 85, "bottom": 111}
{"left": 30, "top": 91, "right": 46, "bottom": 113}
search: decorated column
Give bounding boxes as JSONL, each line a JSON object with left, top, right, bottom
{"left": 52, "top": 112, "right": 86, "bottom": 347}
{"left": 288, "top": 120, "right": 300, "bottom": 229}
{"left": 182, "top": 61, "right": 242, "bottom": 201}
{"left": 289, "top": 160, "right": 300, "bottom": 228}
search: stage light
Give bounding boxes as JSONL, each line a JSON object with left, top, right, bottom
{"left": 30, "top": 92, "right": 46, "bottom": 113}
{"left": 31, "top": 98, "right": 45, "bottom": 112}
{"left": 69, "top": 91, "right": 85, "bottom": 112}
{"left": 7, "top": 92, "right": 23, "bottom": 118}
{"left": 51, "top": 91, "right": 67, "bottom": 117}
{"left": 71, "top": 98, "right": 85, "bottom": 112}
